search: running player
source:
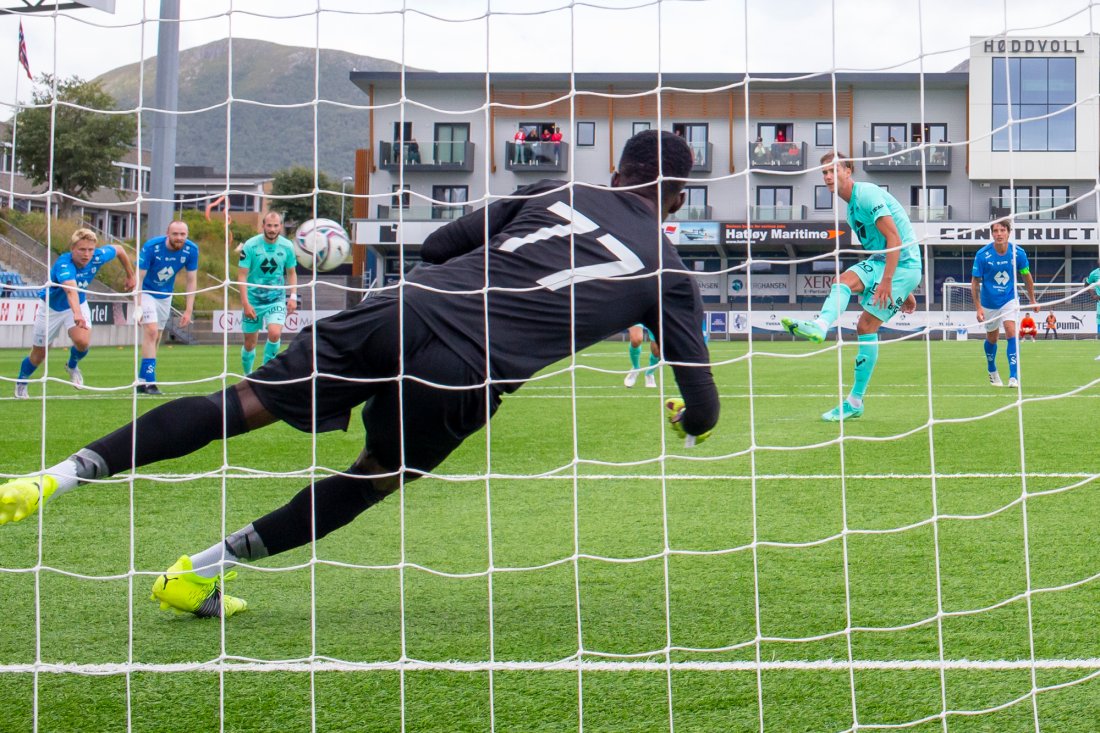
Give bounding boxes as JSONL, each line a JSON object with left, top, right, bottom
{"left": 781, "top": 152, "right": 921, "bottom": 421}
{"left": 135, "top": 220, "right": 199, "bottom": 395}
{"left": 239, "top": 211, "right": 297, "bottom": 374}
{"left": 0, "top": 130, "right": 719, "bottom": 620}
{"left": 13, "top": 228, "right": 135, "bottom": 397}
{"left": 970, "top": 219, "right": 1036, "bottom": 388}
{"left": 624, "top": 324, "right": 659, "bottom": 388}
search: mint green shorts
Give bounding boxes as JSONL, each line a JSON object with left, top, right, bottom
{"left": 847, "top": 259, "right": 923, "bottom": 323}
{"left": 242, "top": 301, "right": 287, "bottom": 333}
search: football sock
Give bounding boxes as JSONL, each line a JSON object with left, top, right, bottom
{"left": 850, "top": 333, "right": 879, "bottom": 403}
{"left": 42, "top": 448, "right": 109, "bottom": 498}
{"left": 262, "top": 339, "right": 281, "bottom": 365}
{"left": 1007, "top": 337, "right": 1018, "bottom": 379}
{"left": 67, "top": 347, "right": 88, "bottom": 369}
{"left": 140, "top": 358, "right": 156, "bottom": 383}
{"left": 628, "top": 344, "right": 642, "bottom": 370}
{"left": 241, "top": 347, "right": 256, "bottom": 374}
{"left": 814, "top": 283, "right": 852, "bottom": 331}
{"left": 83, "top": 389, "right": 249, "bottom": 477}
{"left": 645, "top": 351, "right": 659, "bottom": 375}
{"left": 250, "top": 473, "right": 392, "bottom": 556}
{"left": 190, "top": 540, "right": 243, "bottom": 579}
{"left": 17, "top": 357, "right": 36, "bottom": 381}
{"left": 984, "top": 339, "right": 997, "bottom": 372}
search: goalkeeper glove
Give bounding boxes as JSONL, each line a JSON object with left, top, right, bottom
{"left": 664, "top": 398, "right": 712, "bottom": 448}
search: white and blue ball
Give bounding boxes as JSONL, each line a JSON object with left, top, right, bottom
{"left": 293, "top": 218, "right": 351, "bottom": 272}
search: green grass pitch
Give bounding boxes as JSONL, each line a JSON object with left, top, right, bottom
{"left": 1, "top": 337, "right": 1099, "bottom": 732}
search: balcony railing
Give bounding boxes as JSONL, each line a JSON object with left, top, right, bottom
{"left": 989, "top": 198, "right": 1077, "bottom": 220}
{"left": 750, "top": 141, "right": 808, "bottom": 172}
{"left": 667, "top": 205, "right": 713, "bottom": 221}
{"left": 504, "top": 141, "right": 568, "bottom": 173}
{"left": 686, "top": 141, "right": 713, "bottom": 173}
{"left": 375, "top": 205, "right": 472, "bottom": 220}
{"left": 861, "top": 141, "right": 952, "bottom": 172}
{"left": 379, "top": 140, "right": 475, "bottom": 172}
{"left": 907, "top": 205, "right": 952, "bottom": 221}
{"left": 750, "top": 205, "right": 807, "bottom": 221}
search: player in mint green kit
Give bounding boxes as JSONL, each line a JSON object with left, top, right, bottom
{"left": 238, "top": 211, "right": 298, "bottom": 375}
{"left": 1084, "top": 258, "right": 1100, "bottom": 360}
{"left": 782, "top": 152, "right": 921, "bottom": 421}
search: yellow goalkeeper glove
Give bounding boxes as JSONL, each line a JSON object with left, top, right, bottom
{"left": 664, "top": 398, "right": 712, "bottom": 448}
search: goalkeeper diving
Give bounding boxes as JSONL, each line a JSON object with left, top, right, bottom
{"left": 0, "top": 130, "right": 719, "bottom": 619}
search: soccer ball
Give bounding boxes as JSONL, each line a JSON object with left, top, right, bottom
{"left": 293, "top": 218, "right": 351, "bottom": 271}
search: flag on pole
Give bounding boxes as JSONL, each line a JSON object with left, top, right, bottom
{"left": 17, "top": 21, "right": 31, "bottom": 80}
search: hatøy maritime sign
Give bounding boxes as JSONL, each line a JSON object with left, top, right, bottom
{"left": 982, "top": 38, "right": 1086, "bottom": 54}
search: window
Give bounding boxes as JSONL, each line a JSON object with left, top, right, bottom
{"left": 814, "top": 185, "right": 833, "bottom": 210}
{"left": 391, "top": 184, "right": 411, "bottom": 209}
{"left": 432, "top": 185, "right": 468, "bottom": 220}
{"left": 434, "top": 123, "right": 470, "bottom": 164}
{"left": 576, "top": 121, "right": 596, "bottom": 147}
{"left": 993, "top": 57, "right": 1076, "bottom": 151}
{"left": 227, "top": 193, "right": 257, "bottom": 212}
{"left": 681, "top": 186, "right": 708, "bottom": 219}
{"left": 392, "top": 121, "right": 413, "bottom": 142}
{"left": 757, "top": 122, "right": 793, "bottom": 144}
{"left": 0, "top": 142, "right": 16, "bottom": 174}
{"left": 997, "top": 185, "right": 1031, "bottom": 215}
{"left": 756, "top": 186, "right": 793, "bottom": 220}
{"left": 910, "top": 186, "right": 947, "bottom": 219}
{"left": 672, "top": 123, "right": 708, "bottom": 165}
{"left": 632, "top": 121, "right": 651, "bottom": 136}
{"left": 815, "top": 122, "right": 833, "bottom": 147}
{"left": 1036, "top": 185, "right": 1071, "bottom": 220}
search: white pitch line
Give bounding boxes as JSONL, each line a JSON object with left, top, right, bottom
{"left": 2, "top": 658, "right": 1100, "bottom": 675}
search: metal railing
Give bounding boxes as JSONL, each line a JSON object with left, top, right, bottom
{"left": 907, "top": 205, "right": 952, "bottom": 221}
{"left": 749, "top": 205, "right": 807, "bottom": 221}
{"left": 861, "top": 141, "right": 952, "bottom": 172}
{"left": 375, "top": 205, "right": 472, "bottom": 220}
{"left": 750, "top": 141, "right": 807, "bottom": 171}
{"left": 379, "top": 140, "right": 475, "bottom": 171}
{"left": 989, "top": 197, "right": 1077, "bottom": 220}
{"left": 504, "top": 141, "right": 569, "bottom": 172}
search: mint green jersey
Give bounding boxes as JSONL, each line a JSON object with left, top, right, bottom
{"left": 239, "top": 234, "right": 296, "bottom": 306}
{"left": 847, "top": 182, "right": 922, "bottom": 268}
{"left": 1086, "top": 267, "right": 1100, "bottom": 312}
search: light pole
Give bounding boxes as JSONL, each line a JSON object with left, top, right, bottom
{"left": 340, "top": 176, "right": 353, "bottom": 229}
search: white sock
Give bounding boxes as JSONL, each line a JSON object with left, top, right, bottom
{"left": 189, "top": 542, "right": 240, "bottom": 579}
{"left": 43, "top": 459, "right": 81, "bottom": 497}
{"left": 847, "top": 395, "right": 863, "bottom": 409}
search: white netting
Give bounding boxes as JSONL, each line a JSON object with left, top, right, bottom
{"left": 2, "top": 2, "right": 1100, "bottom": 732}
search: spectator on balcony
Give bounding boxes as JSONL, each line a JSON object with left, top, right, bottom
{"left": 513, "top": 125, "right": 528, "bottom": 165}
{"left": 406, "top": 136, "right": 421, "bottom": 165}
{"left": 771, "top": 129, "right": 786, "bottom": 165}
{"left": 785, "top": 142, "right": 800, "bottom": 165}
{"left": 752, "top": 137, "right": 768, "bottom": 166}
{"left": 887, "top": 136, "right": 902, "bottom": 164}
{"left": 550, "top": 125, "right": 563, "bottom": 164}
{"left": 526, "top": 127, "right": 540, "bottom": 165}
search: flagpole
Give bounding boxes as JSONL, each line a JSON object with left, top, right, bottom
{"left": 9, "top": 62, "right": 19, "bottom": 210}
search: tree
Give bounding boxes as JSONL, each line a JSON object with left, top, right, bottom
{"left": 14, "top": 74, "right": 137, "bottom": 216}
{"left": 269, "top": 166, "right": 343, "bottom": 228}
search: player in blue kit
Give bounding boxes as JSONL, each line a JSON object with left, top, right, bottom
{"left": 970, "top": 219, "right": 1036, "bottom": 388}
{"left": 135, "top": 220, "right": 200, "bottom": 395}
{"left": 14, "top": 228, "right": 135, "bottom": 398}
{"left": 781, "top": 152, "right": 921, "bottom": 421}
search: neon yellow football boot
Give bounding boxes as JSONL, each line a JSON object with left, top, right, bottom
{"left": 0, "top": 475, "right": 58, "bottom": 525}
{"left": 151, "top": 555, "right": 247, "bottom": 619}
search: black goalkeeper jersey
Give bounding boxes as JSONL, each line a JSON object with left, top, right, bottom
{"left": 406, "top": 179, "right": 718, "bottom": 434}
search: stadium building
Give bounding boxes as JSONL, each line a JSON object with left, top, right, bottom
{"left": 346, "top": 34, "right": 1100, "bottom": 336}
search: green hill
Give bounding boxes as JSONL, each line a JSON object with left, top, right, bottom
{"left": 96, "top": 38, "right": 416, "bottom": 178}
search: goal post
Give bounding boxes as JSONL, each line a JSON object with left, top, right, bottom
{"left": 943, "top": 281, "right": 1099, "bottom": 339}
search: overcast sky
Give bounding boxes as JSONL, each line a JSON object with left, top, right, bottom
{"left": 0, "top": 0, "right": 1097, "bottom": 107}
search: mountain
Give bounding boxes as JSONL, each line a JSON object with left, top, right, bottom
{"left": 96, "top": 38, "right": 417, "bottom": 178}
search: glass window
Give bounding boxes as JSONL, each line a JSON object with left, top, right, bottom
{"left": 632, "top": 121, "right": 651, "bottom": 136}
{"left": 998, "top": 186, "right": 1030, "bottom": 214}
{"left": 992, "top": 57, "right": 1075, "bottom": 151}
{"left": 391, "top": 184, "right": 411, "bottom": 209}
{"left": 576, "top": 121, "right": 596, "bottom": 147}
{"left": 434, "top": 123, "right": 470, "bottom": 164}
{"left": 814, "top": 185, "right": 833, "bottom": 210}
{"left": 1035, "top": 186, "right": 1070, "bottom": 220}
{"left": 681, "top": 186, "right": 708, "bottom": 219}
{"left": 432, "top": 185, "right": 468, "bottom": 219}
{"left": 815, "top": 122, "right": 833, "bottom": 147}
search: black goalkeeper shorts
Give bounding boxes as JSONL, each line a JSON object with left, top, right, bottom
{"left": 248, "top": 296, "right": 500, "bottom": 475}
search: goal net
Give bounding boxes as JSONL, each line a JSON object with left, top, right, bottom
{"left": 2, "top": 2, "right": 1100, "bottom": 732}
{"left": 943, "top": 281, "right": 1099, "bottom": 338}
